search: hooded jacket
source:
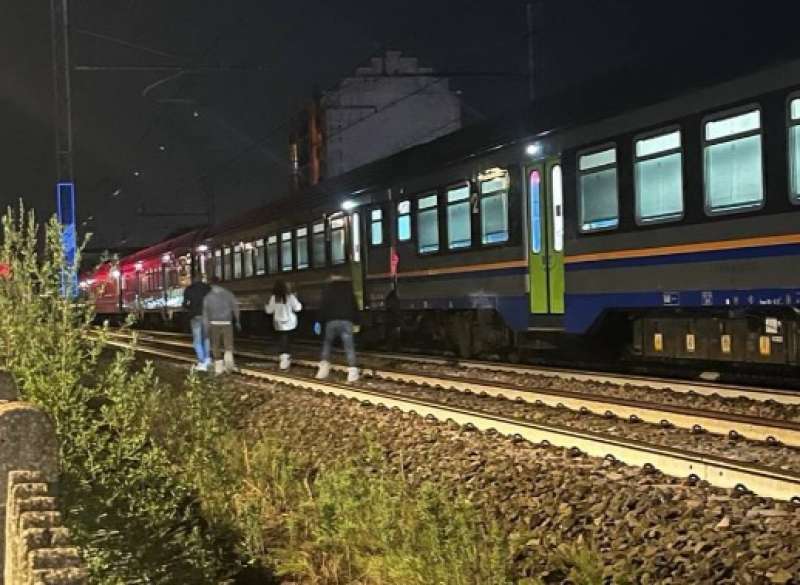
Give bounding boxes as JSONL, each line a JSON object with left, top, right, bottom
{"left": 202, "top": 285, "right": 240, "bottom": 326}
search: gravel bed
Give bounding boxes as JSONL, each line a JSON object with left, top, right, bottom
{"left": 224, "top": 374, "right": 800, "bottom": 584}
{"left": 378, "top": 360, "right": 800, "bottom": 423}
{"left": 263, "top": 362, "right": 800, "bottom": 473}
{"left": 234, "top": 338, "right": 800, "bottom": 422}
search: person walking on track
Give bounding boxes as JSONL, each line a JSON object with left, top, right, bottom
{"left": 202, "top": 277, "right": 241, "bottom": 375}
{"left": 182, "top": 274, "right": 212, "bottom": 371}
{"left": 265, "top": 279, "right": 302, "bottom": 370}
{"left": 315, "top": 274, "right": 359, "bottom": 382}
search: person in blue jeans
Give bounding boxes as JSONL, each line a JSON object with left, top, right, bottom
{"left": 182, "top": 274, "right": 212, "bottom": 370}
{"left": 315, "top": 275, "right": 359, "bottom": 382}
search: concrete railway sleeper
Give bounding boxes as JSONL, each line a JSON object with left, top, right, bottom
{"left": 105, "top": 337, "right": 800, "bottom": 502}
{"left": 106, "top": 329, "right": 800, "bottom": 447}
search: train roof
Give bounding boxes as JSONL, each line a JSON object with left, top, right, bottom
{"left": 200, "top": 48, "right": 800, "bottom": 240}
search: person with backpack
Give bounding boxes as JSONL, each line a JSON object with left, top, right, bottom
{"left": 265, "top": 280, "right": 302, "bottom": 370}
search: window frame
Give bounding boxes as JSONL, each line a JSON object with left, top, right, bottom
{"left": 701, "top": 104, "right": 765, "bottom": 217}
{"left": 577, "top": 143, "right": 619, "bottom": 234}
{"left": 223, "top": 246, "right": 232, "bottom": 280}
{"left": 330, "top": 216, "right": 347, "bottom": 265}
{"left": 478, "top": 171, "right": 511, "bottom": 246}
{"left": 787, "top": 93, "right": 800, "bottom": 205}
{"left": 295, "top": 226, "right": 310, "bottom": 270}
{"left": 266, "top": 235, "right": 279, "bottom": 275}
{"left": 633, "top": 125, "right": 685, "bottom": 226}
{"left": 445, "top": 182, "right": 473, "bottom": 251}
{"left": 369, "top": 207, "right": 385, "bottom": 247}
{"left": 396, "top": 200, "right": 412, "bottom": 243}
{"left": 312, "top": 220, "right": 327, "bottom": 268}
{"left": 213, "top": 249, "right": 222, "bottom": 281}
{"left": 233, "top": 243, "right": 244, "bottom": 280}
{"left": 415, "top": 192, "right": 440, "bottom": 255}
{"left": 254, "top": 239, "right": 266, "bottom": 276}
{"left": 280, "top": 230, "right": 294, "bottom": 272}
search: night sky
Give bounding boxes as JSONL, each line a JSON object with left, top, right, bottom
{"left": 1, "top": 1, "right": 798, "bottom": 250}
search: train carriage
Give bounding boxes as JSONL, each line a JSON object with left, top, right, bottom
{"left": 82, "top": 55, "right": 800, "bottom": 367}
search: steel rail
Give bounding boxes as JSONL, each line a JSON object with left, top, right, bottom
{"left": 109, "top": 330, "right": 800, "bottom": 447}
{"left": 126, "top": 328, "right": 800, "bottom": 404}
{"left": 106, "top": 336, "right": 800, "bottom": 501}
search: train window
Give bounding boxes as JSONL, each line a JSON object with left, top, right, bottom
{"left": 704, "top": 108, "right": 763, "bottom": 214}
{"left": 255, "top": 239, "right": 266, "bottom": 276}
{"left": 446, "top": 184, "right": 471, "bottom": 250}
{"left": 295, "top": 227, "right": 309, "bottom": 270}
{"left": 233, "top": 244, "right": 243, "bottom": 279}
{"left": 312, "top": 222, "right": 326, "bottom": 267}
{"left": 789, "top": 98, "right": 800, "bottom": 202}
{"left": 223, "top": 247, "right": 232, "bottom": 280}
{"left": 370, "top": 209, "right": 383, "bottom": 246}
{"left": 267, "top": 235, "right": 278, "bottom": 274}
{"left": 529, "top": 171, "right": 542, "bottom": 253}
{"left": 330, "top": 217, "right": 346, "bottom": 265}
{"left": 417, "top": 194, "right": 439, "bottom": 254}
{"left": 634, "top": 129, "right": 683, "bottom": 224}
{"left": 397, "top": 200, "right": 411, "bottom": 242}
{"left": 578, "top": 146, "right": 618, "bottom": 232}
{"left": 480, "top": 172, "right": 510, "bottom": 244}
{"left": 352, "top": 212, "right": 362, "bottom": 262}
{"left": 281, "top": 231, "right": 293, "bottom": 272}
{"left": 244, "top": 243, "right": 255, "bottom": 278}
{"left": 214, "top": 250, "right": 222, "bottom": 281}
{"left": 552, "top": 165, "right": 564, "bottom": 251}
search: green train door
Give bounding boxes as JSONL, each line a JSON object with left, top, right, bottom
{"left": 528, "top": 160, "right": 565, "bottom": 315}
{"left": 348, "top": 211, "right": 365, "bottom": 310}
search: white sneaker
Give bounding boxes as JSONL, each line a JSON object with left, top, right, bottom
{"left": 279, "top": 353, "right": 291, "bottom": 370}
{"left": 214, "top": 360, "right": 225, "bottom": 376}
{"left": 224, "top": 351, "right": 237, "bottom": 373}
{"left": 315, "top": 361, "right": 330, "bottom": 379}
{"left": 193, "top": 361, "right": 208, "bottom": 372}
{"left": 346, "top": 367, "right": 359, "bottom": 383}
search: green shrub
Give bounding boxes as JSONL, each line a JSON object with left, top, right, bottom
{"left": 0, "top": 206, "right": 232, "bottom": 584}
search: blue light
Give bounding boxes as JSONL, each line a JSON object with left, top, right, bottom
{"left": 57, "top": 182, "right": 77, "bottom": 298}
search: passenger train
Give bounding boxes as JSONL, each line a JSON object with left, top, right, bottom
{"left": 82, "top": 56, "right": 800, "bottom": 366}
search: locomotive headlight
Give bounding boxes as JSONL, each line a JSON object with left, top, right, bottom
{"left": 525, "top": 143, "right": 541, "bottom": 157}
{"left": 111, "top": 269, "right": 121, "bottom": 279}
{"left": 341, "top": 199, "right": 357, "bottom": 211}
{"left": 196, "top": 244, "right": 209, "bottom": 253}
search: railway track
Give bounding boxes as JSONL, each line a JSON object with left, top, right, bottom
{"left": 129, "top": 328, "right": 800, "bottom": 405}
{"left": 105, "top": 331, "right": 800, "bottom": 501}
{"left": 109, "top": 329, "right": 800, "bottom": 446}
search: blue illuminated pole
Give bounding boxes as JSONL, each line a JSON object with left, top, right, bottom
{"left": 50, "top": 0, "right": 77, "bottom": 296}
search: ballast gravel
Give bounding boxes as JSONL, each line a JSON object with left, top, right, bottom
{"left": 224, "top": 373, "right": 800, "bottom": 585}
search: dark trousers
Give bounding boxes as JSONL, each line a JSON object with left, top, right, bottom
{"left": 277, "top": 331, "right": 292, "bottom": 354}
{"left": 209, "top": 323, "right": 233, "bottom": 360}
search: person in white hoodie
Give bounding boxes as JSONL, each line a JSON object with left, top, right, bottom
{"left": 265, "top": 279, "right": 302, "bottom": 370}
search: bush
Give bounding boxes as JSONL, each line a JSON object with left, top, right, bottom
{"left": 0, "top": 206, "right": 233, "bottom": 584}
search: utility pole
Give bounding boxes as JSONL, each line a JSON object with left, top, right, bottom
{"left": 526, "top": 2, "right": 536, "bottom": 103}
{"left": 50, "top": 0, "right": 78, "bottom": 294}
{"left": 50, "top": 0, "right": 74, "bottom": 182}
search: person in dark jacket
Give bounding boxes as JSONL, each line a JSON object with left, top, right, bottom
{"left": 315, "top": 275, "right": 359, "bottom": 382}
{"left": 202, "top": 277, "right": 241, "bottom": 375}
{"left": 182, "top": 274, "right": 212, "bottom": 371}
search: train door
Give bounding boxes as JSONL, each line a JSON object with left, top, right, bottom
{"left": 348, "top": 211, "right": 365, "bottom": 309}
{"left": 527, "top": 159, "right": 565, "bottom": 315}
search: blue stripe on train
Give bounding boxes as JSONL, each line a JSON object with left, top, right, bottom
{"left": 565, "top": 288, "right": 800, "bottom": 333}
{"left": 566, "top": 242, "right": 800, "bottom": 271}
